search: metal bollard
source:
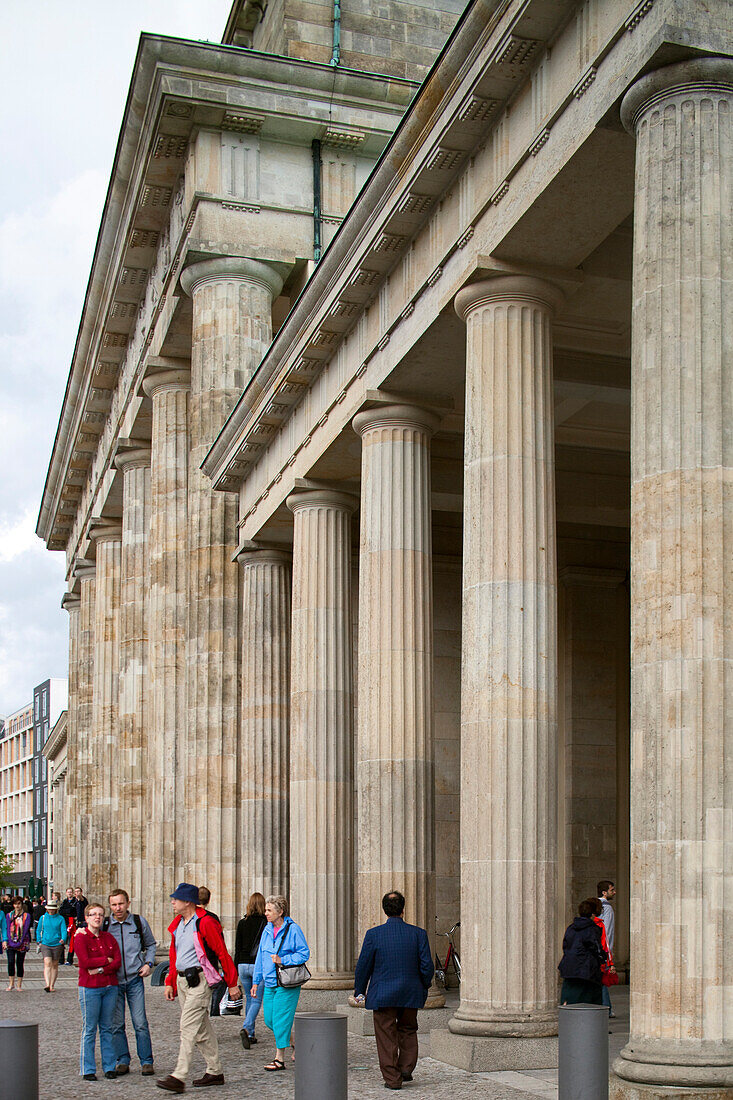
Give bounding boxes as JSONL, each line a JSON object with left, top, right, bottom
{"left": 294, "top": 1011, "right": 348, "bottom": 1100}
{"left": 0, "top": 1019, "right": 39, "bottom": 1100}
{"left": 558, "top": 1004, "right": 609, "bottom": 1100}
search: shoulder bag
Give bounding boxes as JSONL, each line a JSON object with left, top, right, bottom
{"left": 275, "top": 923, "right": 311, "bottom": 988}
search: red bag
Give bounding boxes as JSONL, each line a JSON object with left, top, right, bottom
{"left": 603, "top": 967, "right": 619, "bottom": 987}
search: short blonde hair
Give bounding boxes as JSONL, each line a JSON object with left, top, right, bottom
{"left": 85, "top": 903, "right": 106, "bottom": 919}
{"left": 266, "top": 895, "right": 288, "bottom": 918}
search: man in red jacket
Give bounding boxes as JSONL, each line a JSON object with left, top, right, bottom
{"left": 156, "top": 883, "right": 241, "bottom": 1093}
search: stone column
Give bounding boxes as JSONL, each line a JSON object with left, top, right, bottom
{"left": 75, "top": 562, "right": 96, "bottom": 890}
{"left": 143, "top": 367, "right": 189, "bottom": 942}
{"left": 236, "top": 548, "right": 292, "bottom": 899}
{"left": 612, "top": 59, "right": 733, "bottom": 1099}
{"left": 436, "top": 276, "right": 562, "bottom": 1067}
{"left": 88, "top": 524, "right": 122, "bottom": 897}
{"left": 61, "top": 590, "right": 80, "bottom": 889}
{"left": 181, "top": 257, "right": 284, "bottom": 937}
{"left": 352, "top": 405, "right": 439, "bottom": 953}
{"left": 114, "top": 446, "right": 151, "bottom": 909}
{"left": 287, "top": 490, "right": 357, "bottom": 988}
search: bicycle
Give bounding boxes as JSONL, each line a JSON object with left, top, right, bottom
{"left": 434, "top": 919, "right": 461, "bottom": 987}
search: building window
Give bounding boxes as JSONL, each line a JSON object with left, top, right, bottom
{"left": 42, "top": 818, "right": 46, "bottom": 845}
{"left": 42, "top": 757, "right": 47, "bottom": 780}
{"left": 34, "top": 697, "right": 39, "bottom": 721}
{"left": 43, "top": 786, "right": 48, "bottom": 812}
{"left": 43, "top": 850, "right": 48, "bottom": 877}
{"left": 33, "top": 820, "right": 38, "bottom": 848}
{"left": 42, "top": 692, "right": 47, "bottom": 718}
{"left": 34, "top": 758, "right": 39, "bottom": 784}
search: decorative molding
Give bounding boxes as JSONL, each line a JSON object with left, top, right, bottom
{"left": 529, "top": 128, "right": 551, "bottom": 156}
{"left": 374, "top": 233, "right": 406, "bottom": 254}
{"left": 221, "top": 201, "right": 261, "bottom": 213}
{"left": 154, "top": 135, "right": 188, "bottom": 159}
{"left": 129, "top": 229, "right": 159, "bottom": 249}
{"left": 490, "top": 180, "right": 509, "bottom": 205}
{"left": 427, "top": 147, "right": 465, "bottom": 172}
{"left": 457, "top": 226, "right": 475, "bottom": 249}
{"left": 494, "top": 33, "right": 542, "bottom": 70}
{"left": 120, "top": 266, "right": 147, "bottom": 288}
{"left": 140, "top": 185, "right": 173, "bottom": 208}
{"left": 459, "top": 96, "right": 500, "bottom": 122}
{"left": 573, "top": 66, "right": 598, "bottom": 98}
{"left": 398, "top": 193, "right": 434, "bottom": 215}
{"left": 427, "top": 266, "right": 443, "bottom": 287}
{"left": 221, "top": 111, "right": 264, "bottom": 133}
{"left": 322, "top": 126, "right": 365, "bottom": 149}
{"left": 625, "top": 0, "right": 655, "bottom": 32}
{"left": 165, "top": 101, "right": 193, "bottom": 118}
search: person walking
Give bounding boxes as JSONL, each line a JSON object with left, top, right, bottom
{"left": 105, "top": 889, "right": 157, "bottom": 1078}
{"left": 597, "top": 879, "right": 617, "bottom": 1017}
{"left": 234, "top": 892, "right": 267, "bottom": 1049}
{"left": 251, "top": 895, "right": 311, "bottom": 1073}
{"left": 5, "top": 896, "right": 31, "bottom": 991}
{"left": 75, "top": 903, "right": 122, "bottom": 1081}
{"left": 353, "top": 890, "right": 434, "bottom": 1091}
{"left": 558, "top": 898, "right": 607, "bottom": 1005}
{"left": 61, "top": 886, "right": 77, "bottom": 964}
{"left": 156, "top": 883, "right": 241, "bottom": 1093}
{"left": 37, "top": 897, "right": 68, "bottom": 992}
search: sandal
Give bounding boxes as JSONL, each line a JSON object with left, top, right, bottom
{"left": 265, "top": 1060, "right": 286, "bottom": 1072}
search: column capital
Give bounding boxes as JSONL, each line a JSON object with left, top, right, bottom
{"left": 235, "top": 546, "right": 293, "bottom": 568}
{"left": 180, "top": 256, "right": 286, "bottom": 301}
{"left": 74, "top": 557, "right": 96, "bottom": 582}
{"left": 454, "top": 275, "right": 564, "bottom": 322}
{"left": 88, "top": 521, "right": 123, "bottom": 544}
{"left": 113, "top": 444, "right": 151, "bottom": 472}
{"left": 286, "top": 488, "right": 359, "bottom": 515}
{"left": 621, "top": 56, "right": 733, "bottom": 135}
{"left": 142, "top": 367, "right": 190, "bottom": 399}
{"left": 61, "top": 591, "right": 81, "bottom": 613}
{"left": 352, "top": 403, "right": 440, "bottom": 438}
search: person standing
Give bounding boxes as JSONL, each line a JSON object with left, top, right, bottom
{"left": 37, "top": 898, "right": 68, "bottom": 992}
{"left": 558, "top": 898, "right": 607, "bottom": 1005}
{"left": 75, "top": 903, "right": 122, "bottom": 1081}
{"left": 61, "top": 886, "right": 77, "bottom": 964}
{"left": 105, "top": 890, "right": 157, "bottom": 1078}
{"left": 251, "top": 895, "right": 310, "bottom": 1073}
{"left": 597, "top": 879, "right": 617, "bottom": 1017}
{"left": 353, "top": 891, "right": 434, "bottom": 1091}
{"left": 156, "top": 883, "right": 241, "bottom": 1093}
{"left": 5, "top": 896, "right": 31, "bottom": 991}
{"left": 234, "top": 892, "right": 267, "bottom": 1049}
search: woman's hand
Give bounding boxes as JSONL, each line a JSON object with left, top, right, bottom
{"left": 271, "top": 954, "right": 281, "bottom": 965}
{"left": 251, "top": 984, "right": 257, "bottom": 997}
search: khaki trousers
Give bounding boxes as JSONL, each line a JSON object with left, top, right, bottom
{"left": 172, "top": 974, "right": 222, "bottom": 1081}
{"left": 373, "top": 1006, "right": 419, "bottom": 1088}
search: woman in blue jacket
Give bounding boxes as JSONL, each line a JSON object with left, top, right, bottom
{"left": 251, "top": 895, "right": 310, "bottom": 1071}
{"left": 36, "top": 898, "right": 68, "bottom": 992}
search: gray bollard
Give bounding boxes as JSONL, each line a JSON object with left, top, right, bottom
{"left": 294, "top": 1011, "right": 348, "bottom": 1100}
{"left": 0, "top": 1019, "right": 39, "bottom": 1100}
{"left": 558, "top": 1004, "right": 609, "bottom": 1100}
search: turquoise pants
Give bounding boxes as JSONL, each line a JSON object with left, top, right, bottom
{"left": 262, "top": 984, "right": 301, "bottom": 1048}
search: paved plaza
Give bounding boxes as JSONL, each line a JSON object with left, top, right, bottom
{"left": 2, "top": 961, "right": 629, "bottom": 1099}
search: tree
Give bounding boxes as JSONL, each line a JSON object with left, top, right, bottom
{"left": 0, "top": 840, "right": 16, "bottom": 888}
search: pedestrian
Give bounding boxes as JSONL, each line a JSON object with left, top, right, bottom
{"left": 234, "top": 892, "right": 267, "bottom": 1049}
{"left": 33, "top": 896, "right": 47, "bottom": 937}
{"left": 105, "top": 889, "right": 157, "bottom": 1078}
{"left": 597, "top": 879, "right": 617, "bottom": 1017}
{"left": 251, "top": 894, "right": 311, "bottom": 1073}
{"left": 61, "top": 886, "right": 77, "bottom": 964}
{"left": 75, "top": 902, "right": 122, "bottom": 1081}
{"left": 353, "top": 890, "right": 434, "bottom": 1091}
{"left": 37, "top": 897, "right": 68, "bottom": 992}
{"left": 0, "top": 905, "right": 7, "bottom": 956}
{"left": 156, "top": 882, "right": 241, "bottom": 1093}
{"left": 558, "top": 898, "right": 607, "bottom": 1005}
{"left": 1, "top": 894, "right": 13, "bottom": 915}
{"left": 5, "top": 896, "right": 32, "bottom": 991}
{"left": 75, "top": 885, "right": 90, "bottom": 927}
{"left": 197, "top": 886, "right": 220, "bottom": 924}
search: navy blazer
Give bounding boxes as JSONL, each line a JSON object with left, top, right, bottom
{"left": 354, "top": 916, "right": 434, "bottom": 1010}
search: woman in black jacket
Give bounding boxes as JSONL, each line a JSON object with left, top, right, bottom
{"left": 234, "top": 892, "right": 267, "bottom": 1048}
{"left": 558, "top": 898, "right": 607, "bottom": 1005}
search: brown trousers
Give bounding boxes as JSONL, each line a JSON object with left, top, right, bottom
{"left": 372, "top": 1006, "right": 419, "bottom": 1088}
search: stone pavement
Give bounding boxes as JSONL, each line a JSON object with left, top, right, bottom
{"left": 1, "top": 960, "right": 629, "bottom": 1098}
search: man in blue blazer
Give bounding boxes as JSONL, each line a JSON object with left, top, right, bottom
{"left": 354, "top": 891, "right": 434, "bottom": 1090}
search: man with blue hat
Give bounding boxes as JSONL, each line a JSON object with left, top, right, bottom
{"left": 156, "top": 883, "right": 240, "bottom": 1093}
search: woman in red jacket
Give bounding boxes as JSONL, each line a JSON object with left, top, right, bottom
{"left": 75, "top": 903, "right": 122, "bottom": 1081}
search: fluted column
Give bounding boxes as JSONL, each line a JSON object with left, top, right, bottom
{"left": 61, "top": 590, "right": 80, "bottom": 889}
{"left": 115, "top": 447, "right": 151, "bottom": 908}
{"left": 143, "top": 368, "right": 189, "bottom": 942}
{"left": 612, "top": 59, "right": 733, "bottom": 1099}
{"left": 353, "top": 405, "right": 439, "bottom": 955}
{"left": 181, "top": 257, "right": 284, "bottom": 938}
{"left": 75, "top": 562, "right": 96, "bottom": 890}
{"left": 88, "top": 524, "right": 122, "bottom": 897}
{"left": 287, "top": 490, "right": 357, "bottom": 988}
{"left": 450, "top": 275, "right": 562, "bottom": 1045}
{"left": 236, "top": 548, "right": 292, "bottom": 898}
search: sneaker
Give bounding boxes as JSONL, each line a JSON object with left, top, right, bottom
{"left": 115, "top": 1064, "right": 130, "bottom": 1076}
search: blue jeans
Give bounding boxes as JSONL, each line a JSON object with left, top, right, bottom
{"left": 112, "top": 976, "right": 154, "bottom": 1067}
{"left": 79, "top": 985, "right": 118, "bottom": 1076}
{"left": 238, "top": 963, "right": 264, "bottom": 1037}
{"left": 602, "top": 984, "right": 613, "bottom": 1013}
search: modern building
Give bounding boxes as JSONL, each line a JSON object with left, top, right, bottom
{"left": 0, "top": 701, "right": 34, "bottom": 891}
{"left": 43, "top": 708, "right": 69, "bottom": 894}
{"left": 31, "top": 679, "right": 68, "bottom": 889}
{"left": 37, "top": 1, "right": 732, "bottom": 1095}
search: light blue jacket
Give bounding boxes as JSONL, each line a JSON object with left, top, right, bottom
{"left": 0, "top": 910, "right": 6, "bottom": 948}
{"left": 36, "top": 912, "right": 68, "bottom": 946}
{"left": 253, "top": 917, "right": 310, "bottom": 988}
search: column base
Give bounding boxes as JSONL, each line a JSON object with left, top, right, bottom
{"left": 431, "top": 1029, "right": 558, "bottom": 1072}
{"left": 611, "top": 1074, "right": 733, "bottom": 1100}
{"left": 613, "top": 1049, "right": 733, "bottom": 1094}
{"left": 305, "top": 972, "right": 355, "bottom": 990}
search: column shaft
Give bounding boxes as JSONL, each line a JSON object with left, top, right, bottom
{"left": 76, "top": 567, "right": 96, "bottom": 891}
{"left": 89, "top": 528, "right": 122, "bottom": 896}
{"left": 238, "top": 550, "right": 291, "bottom": 899}
{"left": 614, "top": 59, "right": 733, "bottom": 1095}
{"left": 116, "top": 449, "right": 151, "bottom": 907}
{"left": 61, "top": 592, "right": 80, "bottom": 888}
{"left": 288, "top": 491, "right": 356, "bottom": 987}
{"left": 353, "top": 405, "right": 437, "bottom": 946}
{"left": 451, "top": 276, "right": 561, "bottom": 1038}
{"left": 182, "top": 257, "right": 283, "bottom": 936}
{"left": 145, "top": 370, "right": 189, "bottom": 942}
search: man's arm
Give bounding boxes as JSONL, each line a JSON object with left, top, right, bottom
{"left": 140, "top": 916, "right": 157, "bottom": 972}
{"left": 418, "top": 928, "right": 434, "bottom": 988}
{"left": 201, "top": 914, "right": 239, "bottom": 990}
{"left": 354, "top": 930, "right": 376, "bottom": 997}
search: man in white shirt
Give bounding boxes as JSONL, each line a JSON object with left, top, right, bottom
{"left": 597, "top": 879, "right": 616, "bottom": 1017}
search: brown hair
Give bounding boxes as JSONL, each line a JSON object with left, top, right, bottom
{"left": 198, "top": 886, "right": 211, "bottom": 907}
{"left": 246, "top": 892, "right": 266, "bottom": 917}
{"left": 597, "top": 879, "right": 614, "bottom": 896}
{"left": 579, "top": 897, "right": 602, "bottom": 918}
{"left": 108, "top": 889, "right": 130, "bottom": 903}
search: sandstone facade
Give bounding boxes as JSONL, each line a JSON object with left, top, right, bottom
{"left": 40, "top": 1, "right": 732, "bottom": 1094}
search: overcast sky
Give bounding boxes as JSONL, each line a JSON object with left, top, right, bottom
{"left": 0, "top": 1, "right": 231, "bottom": 716}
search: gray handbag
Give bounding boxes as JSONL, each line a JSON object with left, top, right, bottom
{"left": 274, "top": 923, "right": 311, "bottom": 987}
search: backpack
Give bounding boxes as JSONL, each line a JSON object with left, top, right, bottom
{"left": 103, "top": 913, "right": 145, "bottom": 940}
